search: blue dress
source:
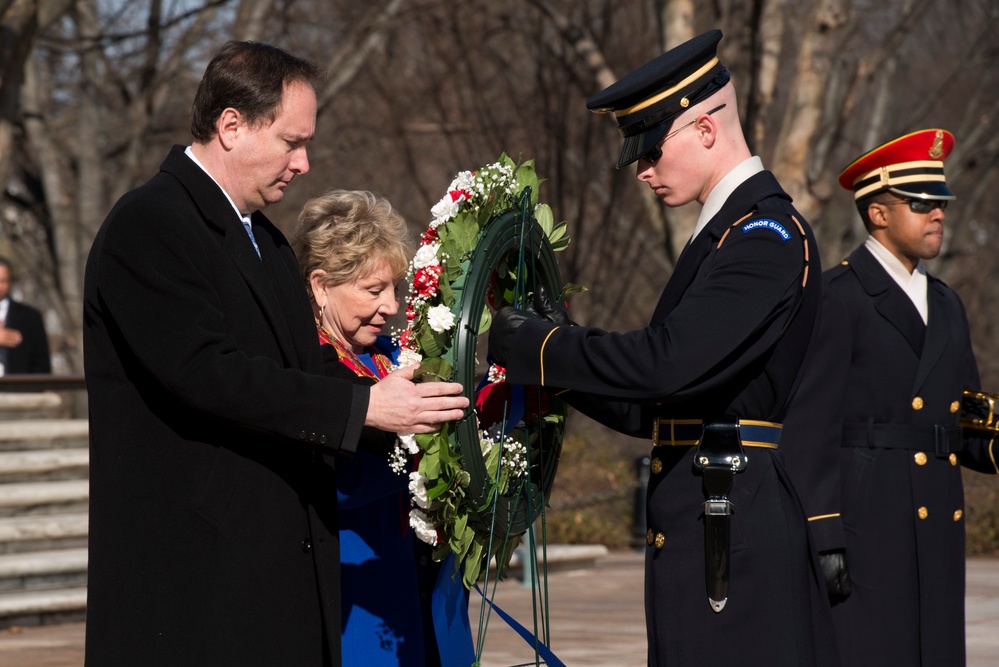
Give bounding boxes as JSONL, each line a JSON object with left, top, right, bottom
{"left": 335, "top": 336, "right": 473, "bottom": 666}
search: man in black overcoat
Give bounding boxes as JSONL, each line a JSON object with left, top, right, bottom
{"left": 82, "top": 41, "right": 467, "bottom": 667}
{"left": 0, "top": 257, "right": 51, "bottom": 374}
{"left": 781, "top": 129, "right": 999, "bottom": 666}
{"left": 489, "top": 30, "right": 836, "bottom": 666}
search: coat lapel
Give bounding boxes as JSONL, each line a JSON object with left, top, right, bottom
{"left": 849, "top": 247, "right": 925, "bottom": 355}
{"left": 161, "top": 146, "right": 303, "bottom": 369}
{"left": 650, "top": 171, "right": 789, "bottom": 324}
{"left": 912, "top": 280, "right": 951, "bottom": 393}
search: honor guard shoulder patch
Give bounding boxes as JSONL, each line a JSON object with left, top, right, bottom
{"left": 740, "top": 218, "right": 791, "bottom": 243}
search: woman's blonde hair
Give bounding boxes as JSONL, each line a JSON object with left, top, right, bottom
{"left": 292, "top": 190, "right": 412, "bottom": 294}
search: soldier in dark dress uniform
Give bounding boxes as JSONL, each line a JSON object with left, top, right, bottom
{"left": 489, "top": 30, "right": 837, "bottom": 667}
{"left": 781, "top": 129, "right": 999, "bottom": 666}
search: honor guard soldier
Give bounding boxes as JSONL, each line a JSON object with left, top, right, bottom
{"left": 781, "top": 129, "right": 999, "bottom": 666}
{"left": 489, "top": 29, "right": 837, "bottom": 667}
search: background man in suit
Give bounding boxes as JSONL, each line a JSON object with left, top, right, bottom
{"left": 781, "top": 129, "right": 999, "bottom": 666}
{"left": 489, "top": 30, "right": 835, "bottom": 667}
{"left": 83, "top": 41, "right": 467, "bottom": 667}
{"left": 0, "top": 256, "right": 51, "bottom": 375}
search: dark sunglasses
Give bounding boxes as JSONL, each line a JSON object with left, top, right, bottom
{"left": 639, "top": 104, "right": 727, "bottom": 164}
{"left": 883, "top": 198, "right": 949, "bottom": 214}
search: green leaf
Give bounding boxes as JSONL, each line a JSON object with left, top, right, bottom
{"left": 561, "top": 282, "right": 588, "bottom": 300}
{"left": 415, "top": 356, "right": 453, "bottom": 382}
{"left": 445, "top": 215, "right": 481, "bottom": 258}
{"left": 535, "top": 203, "right": 554, "bottom": 235}
{"left": 478, "top": 305, "right": 492, "bottom": 335}
{"left": 462, "top": 540, "right": 485, "bottom": 587}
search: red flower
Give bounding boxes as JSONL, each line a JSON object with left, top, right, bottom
{"left": 413, "top": 265, "right": 443, "bottom": 296}
{"left": 421, "top": 227, "right": 439, "bottom": 244}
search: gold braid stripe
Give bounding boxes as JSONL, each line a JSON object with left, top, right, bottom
{"left": 538, "top": 326, "right": 561, "bottom": 386}
{"left": 601, "top": 58, "right": 720, "bottom": 117}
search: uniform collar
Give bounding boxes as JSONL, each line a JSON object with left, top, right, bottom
{"left": 691, "top": 155, "right": 764, "bottom": 243}
{"left": 864, "top": 235, "right": 928, "bottom": 323}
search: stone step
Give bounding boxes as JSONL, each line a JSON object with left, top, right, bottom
{"left": 0, "top": 449, "right": 89, "bottom": 478}
{"left": 0, "top": 548, "right": 88, "bottom": 579}
{"left": 0, "top": 481, "right": 89, "bottom": 513}
{"left": 0, "top": 392, "right": 63, "bottom": 413}
{"left": 0, "top": 586, "right": 87, "bottom": 618}
{"left": 0, "top": 420, "right": 89, "bottom": 445}
{"left": 0, "top": 513, "right": 88, "bottom": 544}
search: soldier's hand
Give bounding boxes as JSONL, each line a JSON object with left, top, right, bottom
{"left": 489, "top": 307, "right": 543, "bottom": 366}
{"left": 531, "top": 286, "right": 571, "bottom": 326}
{"left": 819, "top": 549, "right": 852, "bottom": 605}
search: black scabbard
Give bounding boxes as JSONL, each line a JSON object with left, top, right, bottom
{"left": 693, "top": 418, "right": 747, "bottom": 613}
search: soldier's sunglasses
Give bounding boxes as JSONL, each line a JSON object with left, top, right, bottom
{"left": 883, "top": 198, "right": 949, "bottom": 214}
{"left": 639, "top": 104, "right": 727, "bottom": 164}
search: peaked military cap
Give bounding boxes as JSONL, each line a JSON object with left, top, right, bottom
{"left": 838, "top": 129, "right": 956, "bottom": 201}
{"left": 586, "top": 29, "right": 731, "bottom": 169}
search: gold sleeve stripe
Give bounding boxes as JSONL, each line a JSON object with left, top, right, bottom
{"left": 808, "top": 513, "right": 841, "bottom": 522}
{"left": 538, "top": 326, "right": 560, "bottom": 386}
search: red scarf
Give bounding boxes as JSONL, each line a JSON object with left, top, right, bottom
{"left": 317, "top": 324, "right": 394, "bottom": 380}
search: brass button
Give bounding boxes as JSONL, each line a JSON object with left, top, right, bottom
{"left": 954, "top": 509, "right": 964, "bottom": 522}
{"left": 646, "top": 529, "right": 654, "bottom": 546}
{"left": 950, "top": 401, "right": 960, "bottom": 414}
{"left": 914, "top": 452, "right": 927, "bottom": 466}
{"left": 651, "top": 457, "right": 663, "bottom": 475}
{"left": 654, "top": 532, "right": 665, "bottom": 549}
{"left": 912, "top": 397, "right": 924, "bottom": 410}
{"left": 840, "top": 260, "right": 849, "bottom": 266}
{"left": 917, "top": 506, "right": 928, "bottom": 520}
{"left": 949, "top": 453, "right": 958, "bottom": 466}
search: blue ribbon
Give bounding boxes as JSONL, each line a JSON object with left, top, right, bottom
{"left": 473, "top": 583, "right": 567, "bottom": 667}
{"left": 432, "top": 553, "right": 475, "bottom": 667}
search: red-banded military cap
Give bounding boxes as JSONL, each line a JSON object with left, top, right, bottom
{"left": 586, "top": 29, "right": 730, "bottom": 169}
{"left": 838, "top": 129, "right": 956, "bottom": 201}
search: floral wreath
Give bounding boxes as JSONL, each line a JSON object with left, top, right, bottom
{"left": 390, "top": 153, "right": 577, "bottom": 588}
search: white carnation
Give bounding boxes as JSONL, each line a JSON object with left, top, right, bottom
{"left": 397, "top": 348, "right": 422, "bottom": 368}
{"left": 409, "top": 471, "right": 431, "bottom": 509}
{"left": 410, "top": 508, "right": 438, "bottom": 546}
{"left": 427, "top": 305, "right": 455, "bottom": 333}
{"left": 397, "top": 432, "right": 420, "bottom": 455}
{"left": 431, "top": 194, "right": 463, "bottom": 224}
{"left": 412, "top": 243, "right": 440, "bottom": 270}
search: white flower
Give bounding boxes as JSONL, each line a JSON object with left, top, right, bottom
{"left": 431, "top": 194, "right": 464, "bottom": 224}
{"left": 388, "top": 444, "right": 409, "bottom": 475}
{"left": 409, "top": 471, "right": 432, "bottom": 509}
{"left": 410, "top": 508, "right": 438, "bottom": 546}
{"left": 412, "top": 243, "right": 441, "bottom": 270}
{"left": 397, "top": 348, "right": 422, "bottom": 368}
{"left": 397, "top": 432, "right": 420, "bottom": 455}
{"left": 448, "top": 171, "right": 475, "bottom": 192}
{"left": 427, "top": 305, "right": 455, "bottom": 333}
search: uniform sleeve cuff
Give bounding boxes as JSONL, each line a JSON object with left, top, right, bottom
{"left": 506, "top": 320, "right": 559, "bottom": 385}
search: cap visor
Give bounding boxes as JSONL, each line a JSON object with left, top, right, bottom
{"left": 890, "top": 182, "right": 955, "bottom": 200}
{"left": 616, "top": 122, "right": 671, "bottom": 169}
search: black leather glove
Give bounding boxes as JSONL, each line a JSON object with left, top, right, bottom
{"left": 531, "top": 285, "right": 571, "bottom": 326}
{"left": 489, "top": 306, "right": 543, "bottom": 366}
{"left": 819, "top": 549, "right": 852, "bottom": 605}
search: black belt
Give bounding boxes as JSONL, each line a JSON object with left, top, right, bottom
{"left": 652, "top": 418, "right": 782, "bottom": 449}
{"left": 842, "top": 422, "right": 963, "bottom": 458}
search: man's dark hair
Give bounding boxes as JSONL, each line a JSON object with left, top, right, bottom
{"left": 0, "top": 256, "right": 12, "bottom": 275}
{"left": 856, "top": 192, "right": 895, "bottom": 230}
{"left": 190, "top": 41, "right": 323, "bottom": 143}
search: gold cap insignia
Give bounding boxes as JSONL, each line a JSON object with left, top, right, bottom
{"left": 879, "top": 166, "right": 891, "bottom": 188}
{"left": 929, "top": 130, "right": 944, "bottom": 159}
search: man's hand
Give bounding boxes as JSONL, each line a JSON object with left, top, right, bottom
{"left": 0, "top": 326, "right": 22, "bottom": 348}
{"left": 532, "top": 286, "right": 571, "bottom": 326}
{"left": 366, "top": 364, "right": 468, "bottom": 433}
{"left": 819, "top": 549, "right": 852, "bottom": 604}
{"left": 488, "top": 307, "right": 544, "bottom": 367}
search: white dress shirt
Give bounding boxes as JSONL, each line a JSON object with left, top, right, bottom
{"left": 689, "top": 156, "right": 765, "bottom": 244}
{"left": 864, "top": 235, "right": 929, "bottom": 324}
